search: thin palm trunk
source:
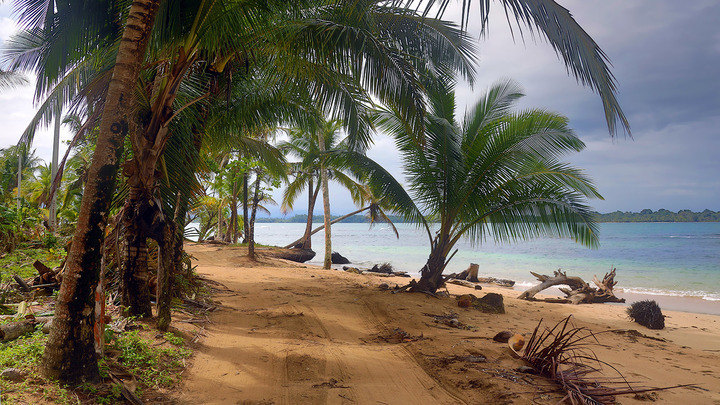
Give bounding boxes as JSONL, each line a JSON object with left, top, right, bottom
{"left": 247, "top": 174, "right": 261, "bottom": 260}
{"left": 231, "top": 167, "right": 238, "bottom": 243}
{"left": 298, "top": 178, "right": 320, "bottom": 249}
{"left": 42, "top": 0, "right": 162, "bottom": 383}
{"left": 242, "top": 172, "right": 249, "bottom": 242}
{"left": 317, "top": 134, "right": 332, "bottom": 269}
{"left": 156, "top": 194, "right": 183, "bottom": 331}
{"left": 16, "top": 150, "right": 21, "bottom": 211}
{"left": 49, "top": 111, "right": 60, "bottom": 231}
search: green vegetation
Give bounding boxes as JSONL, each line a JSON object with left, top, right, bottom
{"left": 259, "top": 209, "right": 720, "bottom": 224}
{"left": 0, "top": 331, "right": 77, "bottom": 404}
{"left": 0, "top": 322, "right": 192, "bottom": 404}
{"left": 108, "top": 330, "right": 191, "bottom": 389}
{"left": 597, "top": 209, "right": 720, "bottom": 222}
{"left": 0, "top": 248, "right": 65, "bottom": 279}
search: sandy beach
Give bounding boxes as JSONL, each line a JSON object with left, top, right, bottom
{"left": 177, "top": 243, "right": 720, "bottom": 404}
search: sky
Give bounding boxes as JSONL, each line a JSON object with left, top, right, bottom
{"left": 0, "top": 1, "right": 718, "bottom": 217}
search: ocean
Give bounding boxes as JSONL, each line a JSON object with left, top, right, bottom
{"left": 251, "top": 222, "right": 720, "bottom": 311}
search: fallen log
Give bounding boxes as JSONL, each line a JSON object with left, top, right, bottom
{"left": 518, "top": 268, "right": 625, "bottom": 304}
{"left": 32, "top": 260, "right": 60, "bottom": 289}
{"left": 267, "top": 248, "right": 316, "bottom": 263}
{"left": 0, "top": 320, "right": 36, "bottom": 341}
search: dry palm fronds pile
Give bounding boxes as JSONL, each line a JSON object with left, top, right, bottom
{"left": 521, "top": 316, "right": 688, "bottom": 404}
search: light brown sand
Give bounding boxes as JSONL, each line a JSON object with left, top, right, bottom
{"left": 177, "top": 243, "right": 720, "bottom": 404}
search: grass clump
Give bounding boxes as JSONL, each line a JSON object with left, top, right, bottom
{"left": 0, "top": 330, "right": 78, "bottom": 404}
{"left": 627, "top": 300, "right": 665, "bottom": 330}
{"left": 0, "top": 247, "right": 65, "bottom": 279}
{"left": 110, "top": 329, "right": 191, "bottom": 388}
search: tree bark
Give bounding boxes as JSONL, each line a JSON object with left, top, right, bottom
{"left": 317, "top": 134, "right": 332, "bottom": 269}
{"left": 156, "top": 220, "right": 176, "bottom": 331}
{"left": 42, "top": 0, "right": 162, "bottom": 384}
{"left": 119, "top": 188, "right": 155, "bottom": 318}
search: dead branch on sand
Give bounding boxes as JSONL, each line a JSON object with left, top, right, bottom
{"left": 518, "top": 268, "right": 625, "bottom": 304}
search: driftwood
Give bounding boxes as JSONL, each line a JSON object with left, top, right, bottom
{"left": 455, "top": 263, "right": 479, "bottom": 282}
{"left": 476, "top": 277, "right": 515, "bottom": 288}
{"left": 447, "top": 279, "right": 482, "bottom": 290}
{"left": 518, "top": 268, "right": 625, "bottom": 305}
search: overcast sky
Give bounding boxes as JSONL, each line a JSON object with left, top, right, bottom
{"left": 0, "top": 1, "right": 718, "bottom": 217}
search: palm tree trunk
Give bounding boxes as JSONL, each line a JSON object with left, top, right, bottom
{"left": 119, "top": 188, "right": 154, "bottom": 318}
{"left": 247, "top": 175, "right": 261, "bottom": 260}
{"left": 414, "top": 249, "right": 447, "bottom": 294}
{"left": 413, "top": 237, "right": 451, "bottom": 294}
{"left": 242, "top": 172, "right": 249, "bottom": 243}
{"left": 231, "top": 170, "right": 238, "bottom": 243}
{"left": 156, "top": 218, "right": 176, "bottom": 331}
{"left": 16, "top": 148, "right": 21, "bottom": 211}
{"left": 317, "top": 135, "right": 332, "bottom": 269}
{"left": 49, "top": 111, "right": 61, "bottom": 232}
{"left": 217, "top": 197, "right": 224, "bottom": 241}
{"left": 298, "top": 178, "right": 320, "bottom": 249}
{"left": 42, "top": 0, "right": 162, "bottom": 384}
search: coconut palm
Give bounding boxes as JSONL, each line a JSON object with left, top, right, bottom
{"left": 333, "top": 78, "right": 602, "bottom": 293}
{"left": 279, "top": 120, "right": 371, "bottom": 251}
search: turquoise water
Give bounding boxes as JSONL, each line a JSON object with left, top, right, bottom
{"left": 253, "top": 222, "right": 720, "bottom": 302}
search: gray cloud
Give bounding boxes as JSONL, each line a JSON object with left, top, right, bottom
{"left": 0, "top": 2, "right": 717, "bottom": 216}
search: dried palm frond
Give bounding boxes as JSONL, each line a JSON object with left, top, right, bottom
{"left": 522, "top": 316, "right": 693, "bottom": 404}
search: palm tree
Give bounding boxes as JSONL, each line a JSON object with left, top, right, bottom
{"left": 279, "top": 120, "right": 370, "bottom": 253}
{"left": 16, "top": 0, "right": 165, "bottom": 383}
{"left": 335, "top": 79, "right": 602, "bottom": 293}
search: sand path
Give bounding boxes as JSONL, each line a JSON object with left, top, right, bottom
{"left": 179, "top": 245, "right": 463, "bottom": 404}
{"left": 178, "top": 244, "right": 720, "bottom": 404}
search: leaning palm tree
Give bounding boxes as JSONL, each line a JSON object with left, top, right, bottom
{"left": 335, "top": 78, "right": 602, "bottom": 293}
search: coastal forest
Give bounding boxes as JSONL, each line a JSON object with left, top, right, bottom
{"left": 257, "top": 209, "right": 720, "bottom": 223}
{"left": 0, "top": 0, "right": 712, "bottom": 404}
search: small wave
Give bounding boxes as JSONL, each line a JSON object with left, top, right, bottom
{"left": 668, "top": 235, "right": 720, "bottom": 239}
{"left": 617, "top": 286, "right": 720, "bottom": 301}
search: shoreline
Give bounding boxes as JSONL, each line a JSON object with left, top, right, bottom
{"left": 327, "top": 263, "right": 720, "bottom": 316}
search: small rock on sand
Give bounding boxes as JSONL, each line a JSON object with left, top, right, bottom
{"left": 493, "top": 331, "right": 513, "bottom": 343}
{"left": 475, "top": 293, "right": 505, "bottom": 314}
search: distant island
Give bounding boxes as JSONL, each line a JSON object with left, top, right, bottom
{"left": 257, "top": 209, "right": 720, "bottom": 223}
